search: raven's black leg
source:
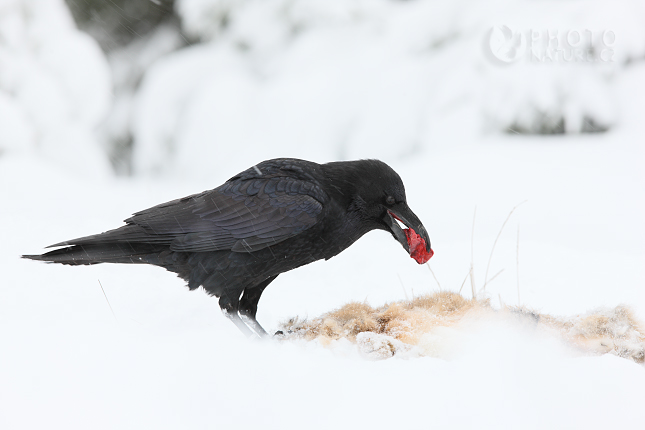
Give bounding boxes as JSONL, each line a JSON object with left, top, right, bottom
{"left": 218, "top": 294, "right": 255, "bottom": 338}
{"left": 239, "top": 275, "right": 278, "bottom": 337}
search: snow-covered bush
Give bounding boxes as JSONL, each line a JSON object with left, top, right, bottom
{"left": 128, "top": 0, "right": 645, "bottom": 177}
{"left": 8, "top": 0, "right": 640, "bottom": 177}
{"left": 0, "top": 0, "right": 112, "bottom": 177}
{"left": 134, "top": 0, "right": 476, "bottom": 176}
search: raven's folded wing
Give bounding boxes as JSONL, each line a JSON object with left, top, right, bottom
{"left": 50, "top": 177, "right": 327, "bottom": 253}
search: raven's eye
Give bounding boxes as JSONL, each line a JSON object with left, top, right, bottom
{"left": 385, "top": 196, "right": 395, "bottom": 206}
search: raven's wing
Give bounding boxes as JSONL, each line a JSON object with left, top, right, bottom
{"left": 51, "top": 177, "right": 327, "bottom": 253}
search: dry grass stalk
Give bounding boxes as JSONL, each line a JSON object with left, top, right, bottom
{"left": 483, "top": 201, "right": 526, "bottom": 292}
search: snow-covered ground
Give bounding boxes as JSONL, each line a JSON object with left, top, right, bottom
{"left": 2, "top": 130, "right": 644, "bottom": 429}
{"left": 1, "top": 0, "right": 645, "bottom": 429}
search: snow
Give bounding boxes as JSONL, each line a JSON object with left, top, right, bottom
{"left": 2, "top": 0, "right": 645, "bottom": 428}
{"left": 132, "top": 0, "right": 645, "bottom": 177}
{"left": 2, "top": 130, "right": 644, "bottom": 428}
{"left": 0, "top": 0, "right": 111, "bottom": 177}
{"left": 100, "top": 22, "right": 185, "bottom": 174}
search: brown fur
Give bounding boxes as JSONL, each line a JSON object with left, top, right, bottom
{"left": 535, "top": 305, "right": 645, "bottom": 362}
{"left": 279, "top": 292, "right": 645, "bottom": 363}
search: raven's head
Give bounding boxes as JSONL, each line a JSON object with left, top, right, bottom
{"left": 326, "top": 159, "right": 433, "bottom": 264}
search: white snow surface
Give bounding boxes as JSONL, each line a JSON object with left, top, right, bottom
{"left": 2, "top": 0, "right": 645, "bottom": 428}
{"left": 2, "top": 130, "right": 644, "bottom": 428}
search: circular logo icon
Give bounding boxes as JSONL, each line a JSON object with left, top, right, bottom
{"left": 485, "top": 26, "right": 526, "bottom": 64}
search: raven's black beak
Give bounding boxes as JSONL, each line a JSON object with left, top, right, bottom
{"left": 383, "top": 204, "right": 432, "bottom": 255}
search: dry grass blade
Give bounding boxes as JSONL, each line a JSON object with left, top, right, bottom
{"left": 483, "top": 201, "right": 527, "bottom": 291}
{"left": 397, "top": 273, "right": 409, "bottom": 301}
{"left": 479, "top": 268, "right": 504, "bottom": 294}
{"left": 470, "top": 207, "right": 477, "bottom": 298}
{"left": 426, "top": 262, "right": 442, "bottom": 291}
{"left": 458, "top": 267, "right": 472, "bottom": 294}
{"left": 516, "top": 224, "right": 521, "bottom": 306}
{"left": 98, "top": 279, "right": 117, "bottom": 322}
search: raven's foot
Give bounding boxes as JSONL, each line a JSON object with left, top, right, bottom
{"left": 221, "top": 308, "right": 256, "bottom": 338}
{"left": 239, "top": 312, "right": 268, "bottom": 338}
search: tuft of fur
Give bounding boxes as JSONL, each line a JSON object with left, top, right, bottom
{"left": 281, "top": 292, "right": 488, "bottom": 344}
{"left": 279, "top": 292, "right": 645, "bottom": 363}
{"left": 534, "top": 305, "right": 645, "bottom": 363}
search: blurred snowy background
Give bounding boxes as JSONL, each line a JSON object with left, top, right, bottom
{"left": 1, "top": 0, "right": 645, "bottom": 429}
{"left": 4, "top": 0, "right": 644, "bottom": 177}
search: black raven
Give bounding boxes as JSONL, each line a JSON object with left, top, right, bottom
{"left": 23, "top": 158, "right": 433, "bottom": 336}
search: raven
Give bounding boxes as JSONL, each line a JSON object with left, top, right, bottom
{"left": 23, "top": 158, "right": 433, "bottom": 336}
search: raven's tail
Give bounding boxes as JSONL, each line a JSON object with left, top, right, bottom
{"left": 22, "top": 242, "right": 166, "bottom": 266}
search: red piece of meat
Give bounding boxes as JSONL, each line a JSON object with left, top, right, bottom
{"left": 404, "top": 228, "right": 434, "bottom": 264}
